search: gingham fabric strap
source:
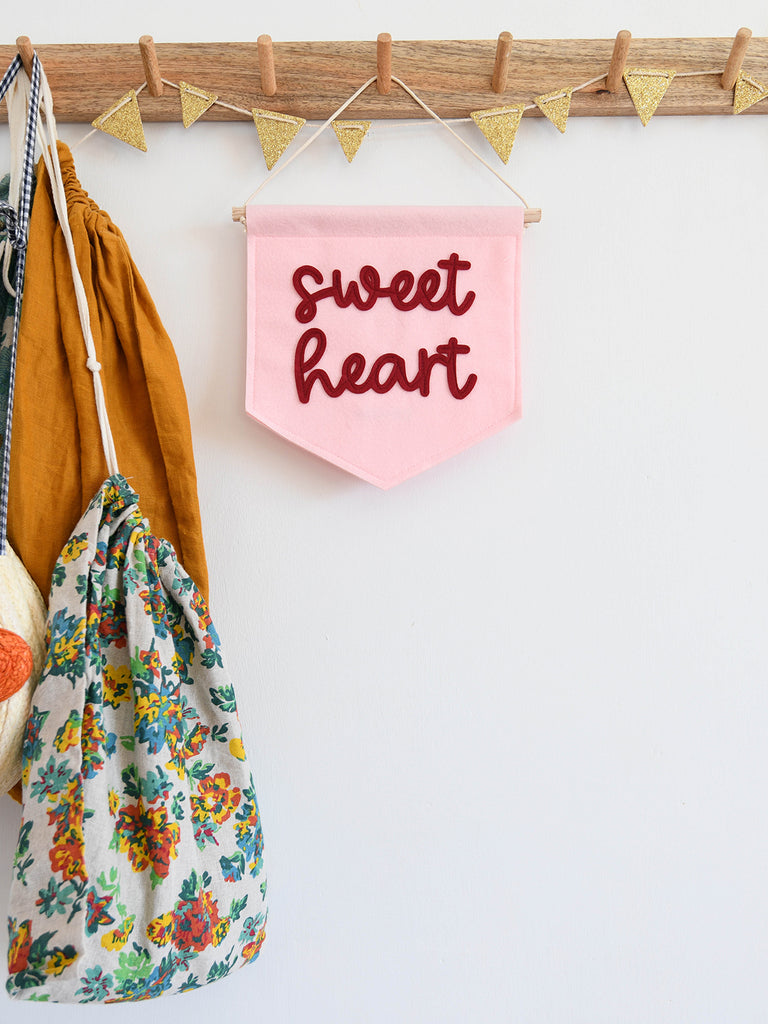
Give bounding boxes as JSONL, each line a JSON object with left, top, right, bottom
{"left": 0, "top": 52, "right": 41, "bottom": 553}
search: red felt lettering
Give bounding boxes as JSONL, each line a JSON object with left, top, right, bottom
{"left": 329, "top": 268, "right": 378, "bottom": 313}
{"left": 418, "top": 269, "right": 441, "bottom": 307}
{"left": 437, "top": 339, "right": 477, "bottom": 399}
{"left": 437, "top": 254, "right": 475, "bottom": 315}
{"left": 369, "top": 354, "right": 417, "bottom": 394}
{"left": 340, "top": 352, "right": 368, "bottom": 394}
{"left": 389, "top": 270, "right": 418, "bottom": 311}
{"left": 295, "top": 330, "right": 477, "bottom": 404}
{"left": 293, "top": 266, "right": 327, "bottom": 324}
{"left": 292, "top": 254, "right": 476, "bottom": 322}
{"left": 359, "top": 266, "right": 382, "bottom": 307}
{"left": 294, "top": 329, "right": 346, "bottom": 403}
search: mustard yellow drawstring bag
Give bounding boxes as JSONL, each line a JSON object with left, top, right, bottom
{"left": 8, "top": 141, "right": 209, "bottom": 604}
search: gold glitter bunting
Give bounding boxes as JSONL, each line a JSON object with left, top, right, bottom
{"left": 534, "top": 87, "right": 573, "bottom": 133}
{"left": 470, "top": 104, "right": 525, "bottom": 163}
{"left": 734, "top": 71, "right": 768, "bottom": 114}
{"left": 92, "top": 90, "right": 147, "bottom": 152}
{"left": 252, "top": 108, "right": 306, "bottom": 170}
{"left": 179, "top": 81, "right": 218, "bottom": 128}
{"left": 331, "top": 120, "right": 372, "bottom": 162}
{"left": 623, "top": 68, "right": 676, "bottom": 126}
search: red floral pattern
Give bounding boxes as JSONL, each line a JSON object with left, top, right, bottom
{"left": 115, "top": 800, "right": 180, "bottom": 880}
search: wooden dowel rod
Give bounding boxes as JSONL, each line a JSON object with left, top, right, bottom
{"left": 491, "top": 31, "right": 513, "bottom": 93}
{"left": 15, "top": 36, "right": 34, "bottom": 79}
{"left": 606, "top": 29, "right": 631, "bottom": 92}
{"left": 232, "top": 205, "right": 542, "bottom": 224}
{"left": 721, "top": 27, "right": 752, "bottom": 89}
{"left": 258, "top": 34, "right": 277, "bottom": 96}
{"left": 377, "top": 33, "right": 392, "bottom": 94}
{"left": 139, "top": 35, "right": 163, "bottom": 96}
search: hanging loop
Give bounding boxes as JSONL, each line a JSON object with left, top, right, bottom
{"left": 235, "top": 73, "right": 541, "bottom": 224}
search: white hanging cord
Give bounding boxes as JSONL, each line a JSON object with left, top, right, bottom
{"left": 243, "top": 75, "right": 378, "bottom": 205}
{"left": 240, "top": 74, "right": 532, "bottom": 211}
{"left": 36, "top": 69, "right": 120, "bottom": 477}
{"left": 390, "top": 77, "right": 531, "bottom": 208}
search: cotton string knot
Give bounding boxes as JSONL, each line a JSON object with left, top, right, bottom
{"left": 86, "top": 357, "right": 102, "bottom": 374}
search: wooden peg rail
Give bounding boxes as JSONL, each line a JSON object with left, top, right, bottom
{"left": 1, "top": 36, "right": 768, "bottom": 123}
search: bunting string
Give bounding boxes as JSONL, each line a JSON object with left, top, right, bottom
{"left": 333, "top": 67, "right": 726, "bottom": 130}
{"left": 73, "top": 82, "right": 147, "bottom": 152}
{"left": 65, "top": 56, "right": 766, "bottom": 168}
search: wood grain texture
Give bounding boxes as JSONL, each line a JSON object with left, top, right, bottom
{"left": 15, "top": 36, "right": 34, "bottom": 80}
{"left": 376, "top": 33, "right": 392, "bottom": 95}
{"left": 257, "top": 35, "right": 277, "bottom": 97}
{"left": 491, "top": 32, "right": 513, "bottom": 94}
{"left": 721, "top": 27, "right": 752, "bottom": 90}
{"left": 606, "top": 30, "right": 632, "bottom": 93}
{"left": 138, "top": 35, "right": 163, "bottom": 96}
{"left": 0, "top": 38, "right": 767, "bottom": 122}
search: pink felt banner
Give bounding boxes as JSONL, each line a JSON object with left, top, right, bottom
{"left": 246, "top": 206, "right": 524, "bottom": 488}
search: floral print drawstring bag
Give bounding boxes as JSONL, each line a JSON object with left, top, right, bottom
{"left": 6, "top": 63, "right": 267, "bottom": 1003}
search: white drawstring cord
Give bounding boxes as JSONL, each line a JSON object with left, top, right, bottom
{"left": 35, "top": 68, "right": 120, "bottom": 477}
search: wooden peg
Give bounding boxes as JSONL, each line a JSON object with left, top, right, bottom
{"left": 15, "top": 36, "right": 34, "bottom": 79}
{"left": 721, "top": 27, "right": 752, "bottom": 90}
{"left": 377, "top": 33, "right": 392, "bottom": 94}
{"left": 491, "top": 31, "right": 513, "bottom": 93}
{"left": 139, "top": 35, "right": 163, "bottom": 96}
{"left": 258, "top": 34, "right": 277, "bottom": 96}
{"left": 606, "top": 30, "right": 631, "bottom": 92}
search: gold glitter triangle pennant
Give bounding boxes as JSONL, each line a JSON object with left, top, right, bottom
{"left": 470, "top": 104, "right": 525, "bottom": 163}
{"left": 733, "top": 71, "right": 768, "bottom": 114}
{"left": 623, "top": 68, "right": 676, "bottom": 126}
{"left": 92, "top": 90, "right": 147, "bottom": 151}
{"left": 252, "top": 108, "right": 306, "bottom": 170}
{"left": 534, "top": 87, "right": 573, "bottom": 133}
{"left": 331, "top": 120, "right": 372, "bottom": 163}
{"left": 179, "top": 80, "right": 218, "bottom": 128}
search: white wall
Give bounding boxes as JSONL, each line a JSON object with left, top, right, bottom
{"left": 3, "top": 2, "right": 768, "bottom": 1021}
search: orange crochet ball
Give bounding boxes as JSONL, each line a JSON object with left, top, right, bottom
{"left": 0, "top": 628, "right": 33, "bottom": 702}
